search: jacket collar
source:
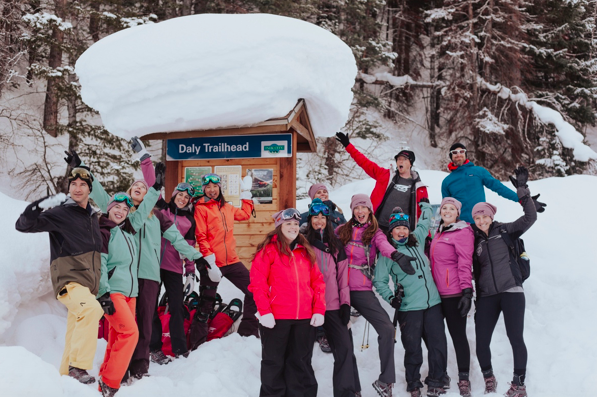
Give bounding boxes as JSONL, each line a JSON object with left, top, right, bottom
{"left": 438, "top": 220, "right": 470, "bottom": 233}
{"left": 447, "top": 159, "right": 472, "bottom": 172}
{"left": 64, "top": 197, "right": 100, "bottom": 215}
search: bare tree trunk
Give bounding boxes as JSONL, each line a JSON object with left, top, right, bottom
{"left": 427, "top": 0, "right": 438, "bottom": 148}
{"left": 324, "top": 137, "right": 338, "bottom": 184}
{"left": 182, "top": 0, "right": 192, "bottom": 16}
{"left": 483, "top": 0, "right": 493, "bottom": 79}
{"left": 60, "top": 58, "right": 78, "bottom": 193}
{"left": 89, "top": 1, "right": 100, "bottom": 42}
{"left": 43, "top": 0, "right": 66, "bottom": 137}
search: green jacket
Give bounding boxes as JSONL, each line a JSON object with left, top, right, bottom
{"left": 97, "top": 187, "right": 158, "bottom": 298}
{"left": 90, "top": 178, "right": 202, "bottom": 283}
{"left": 374, "top": 202, "right": 441, "bottom": 312}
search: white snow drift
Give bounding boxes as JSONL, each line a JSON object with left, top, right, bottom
{"left": 75, "top": 13, "right": 357, "bottom": 139}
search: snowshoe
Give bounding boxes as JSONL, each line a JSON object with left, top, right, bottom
{"left": 99, "top": 379, "right": 118, "bottom": 397}
{"left": 210, "top": 294, "right": 226, "bottom": 320}
{"left": 150, "top": 350, "right": 173, "bottom": 365}
{"left": 222, "top": 298, "right": 243, "bottom": 322}
{"left": 484, "top": 376, "right": 498, "bottom": 394}
{"left": 68, "top": 366, "right": 95, "bottom": 384}
{"left": 318, "top": 335, "right": 332, "bottom": 353}
{"left": 426, "top": 386, "right": 446, "bottom": 397}
{"left": 372, "top": 379, "right": 393, "bottom": 397}
{"left": 458, "top": 380, "right": 471, "bottom": 397}
{"left": 504, "top": 383, "right": 527, "bottom": 397}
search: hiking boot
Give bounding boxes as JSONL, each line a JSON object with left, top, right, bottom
{"left": 68, "top": 366, "right": 95, "bottom": 384}
{"left": 504, "top": 383, "right": 527, "bottom": 397}
{"left": 318, "top": 335, "right": 332, "bottom": 353}
{"left": 410, "top": 388, "right": 422, "bottom": 397}
{"left": 150, "top": 350, "right": 173, "bottom": 365}
{"left": 372, "top": 380, "right": 393, "bottom": 397}
{"left": 427, "top": 386, "right": 446, "bottom": 397}
{"left": 458, "top": 380, "right": 472, "bottom": 397}
{"left": 484, "top": 376, "right": 498, "bottom": 394}
{"left": 99, "top": 379, "right": 118, "bottom": 396}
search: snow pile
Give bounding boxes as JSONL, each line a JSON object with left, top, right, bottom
{"left": 75, "top": 14, "right": 357, "bottom": 139}
{"left": 0, "top": 192, "right": 52, "bottom": 338}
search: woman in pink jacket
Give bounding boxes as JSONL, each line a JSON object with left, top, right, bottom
{"left": 303, "top": 198, "right": 361, "bottom": 397}
{"left": 336, "top": 194, "right": 416, "bottom": 397}
{"left": 429, "top": 197, "right": 474, "bottom": 396}
{"left": 249, "top": 208, "right": 326, "bottom": 397}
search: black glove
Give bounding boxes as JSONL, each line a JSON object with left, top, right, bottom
{"left": 532, "top": 194, "right": 546, "bottom": 213}
{"left": 335, "top": 132, "right": 350, "bottom": 148}
{"left": 22, "top": 196, "right": 49, "bottom": 220}
{"left": 509, "top": 166, "right": 528, "bottom": 188}
{"left": 340, "top": 304, "right": 351, "bottom": 326}
{"left": 153, "top": 162, "right": 166, "bottom": 190}
{"left": 419, "top": 197, "right": 430, "bottom": 204}
{"left": 458, "top": 288, "right": 473, "bottom": 317}
{"left": 63, "top": 150, "right": 82, "bottom": 168}
{"left": 390, "top": 295, "right": 402, "bottom": 309}
{"left": 391, "top": 251, "right": 416, "bottom": 275}
{"left": 98, "top": 293, "right": 115, "bottom": 315}
{"left": 195, "top": 256, "right": 209, "bottom": 272}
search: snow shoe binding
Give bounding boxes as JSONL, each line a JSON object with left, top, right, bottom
{"left": 68, "top": 366, "right": 95, "bottom": 384}
{"left": 458, "top": 380, "right": 472, "bottom": 397}
{"left": 150, "top": 350, "right": 173, "bottom": 365}
{"left": 504, "top": 383, "right": 527, "bottom": 397}
{"left": 99, "top": 379, "right": 118, "bottom": 396}
{"left": 372, "top": 379, "right": 393, "bottom": 397}
{"left": 426, "top": 386, "right": 446, "bottom": 397}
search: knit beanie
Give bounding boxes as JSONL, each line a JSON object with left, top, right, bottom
{"left": 449, "top": 143, "right": 467, "bottom": 160}
{"left": 107, "top": 192, "right": 132, "bottom": 213}
{"left": 129, "top": 179, "right": 149, "bottom": 192}
{"left": 395, "top": 150, "right": 415, "bottom": 165}
{"left": 440, "top": 197, "right": 462, "bottom": 215}
{"left": 388, "top": 207, "right": 410, "bottom": 232}
{"left": 472, "top": 202, "right": 498, "bottom": 220}
{"left": 350, "top": 194, "right": 373, "bottom": 212}
{"left": 308, "top": 183, "right": 328, "bottom": 200}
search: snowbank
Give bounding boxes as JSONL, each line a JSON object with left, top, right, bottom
{"left": 75, "top": 14, "right": 357, "bottom": 139}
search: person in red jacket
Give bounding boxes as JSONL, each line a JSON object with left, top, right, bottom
{"left": 335, "top": 132, "right": 428, "bottom": 233}
{"left": 249, "top": 208, "right": 326, "bottom": 397}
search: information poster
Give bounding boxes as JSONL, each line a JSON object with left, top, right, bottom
{"left": 184, "top": 166, "right": 212, "bottom": 196}
{"left": 247, "top": 169, "right": 273, "bottom": 204}
{"left": 214, "top": 165, "right": 242, "bottom": 207}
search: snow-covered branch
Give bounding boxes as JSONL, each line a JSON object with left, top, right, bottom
{"left": 357, "top": 71, "right": 441, "bottom": 88}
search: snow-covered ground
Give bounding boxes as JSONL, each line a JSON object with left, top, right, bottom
{"left": 1, "top": 171, "right": 596, "bottom": 396}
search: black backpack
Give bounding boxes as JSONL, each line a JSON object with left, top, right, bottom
{"left": 499, "top": 229, "right": 530, "bottom": 283}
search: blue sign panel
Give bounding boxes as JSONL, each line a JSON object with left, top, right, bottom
{"left": 167, "top": 133, "right": 292, "bottom": 160}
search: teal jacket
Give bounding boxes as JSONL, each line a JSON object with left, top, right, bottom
{"left": 90, "top": 178, "right": 202, "bottom": 283}
{"left": 441, "top": 161, "right": 518, "bottom": 223}
{"left": 374, "top": 202, "right": 441, "bottom": 312}
{"left": 97, "top": 187, "right": 159, "bottom": 298}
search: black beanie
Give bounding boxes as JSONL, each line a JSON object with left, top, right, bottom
{"left": 395, "top": 150, "right": 415, "bottom": 165}
{"left": 388, "top": 206, "right": 410, "bottom": 233}
{"left": 448, "top": 143, "right": 467, "bottom": 160}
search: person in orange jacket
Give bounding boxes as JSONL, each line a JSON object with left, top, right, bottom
{"left": 189, "top": 173, "right": 258, "bottom": 348}
{"left": 249, "top": 208, "right": 326, "bottom": 397}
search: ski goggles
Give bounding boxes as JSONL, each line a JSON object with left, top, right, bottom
{"left": 450, "top": 149, "right": 466, "bottom": 155}
{"left": 280, "top": 208, "right": 301, "bottom": 221}
{"left": 176, "top": 182, "right": 195, "bottom": 197}
{"left": 309, "top": 201, "right": 330, "bottom": 216}
{"left": 68, "top": 166, "right": 94, "bottom": 182}
{"left": 112, "top": 192, "right": 134, "bottom": 208}
{"left": 388, "top": 212, "right": 409, "bottom": 224}
{"left": 201, "top": 173, "right": 221, "bottom": 186}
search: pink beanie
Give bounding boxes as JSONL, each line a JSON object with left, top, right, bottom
{"left": 440, "top": 197, "right": 462, "bottom": 214}
{"left": 472, "top": 202, "right": 497, "bottom": 220}
{"left": 350, "top": 194, "right": 373, "bottom": 212}
{"left": 308, "top": 183, "right": 328, "bottom": 200}
{"left": 130, "top": 179, "right": 149, "bottom": 191}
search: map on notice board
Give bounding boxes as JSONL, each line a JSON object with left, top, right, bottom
{"left": 214, "top": 165, "right": 242, "bottom": 207}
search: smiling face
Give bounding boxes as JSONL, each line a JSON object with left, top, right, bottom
{"left": 69, "top": 179, "right": 90, "bottom": 208}
{"left": 310, "top": 213, "right": 327, "bottom": 230}
{"left": 313, "top": 189, "right": 329, "bottom": 201}
{"left": 108, "top": 202, "right": 129, "bottom": 225}
{"left": 130, "top": 181, "right": 147, "bottom": 205}
{"left": 281, "top": 220, "right": 300, "bottom": 243}
{"left": 174, "top": 191, "right": 191, "bottom": 209}
{"left": 451, "top": 149, "right": 467, "bottom": 166}
{"left": 474, "top": 214, "right": 492, "bottom": 233}
{"left": 203, "top": 182, "right": 220, "bottom": 200}
{"left": 353, "top": 205, "right": 371, "bottom": 224}
{"left": 440, "top": 204, "right": 459, "bottom": 224}
{"left": 391, "top": 225, "right": 410, "bottom": 241}
{"left": 396, "top": 156, "right": 412, "bottom": 175}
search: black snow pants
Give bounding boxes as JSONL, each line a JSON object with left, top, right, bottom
{"left": 129, "top": 278, "right": 160, "bottom": 377}
{"left": 441, "top": 296, "right": 471, "bottom": 378}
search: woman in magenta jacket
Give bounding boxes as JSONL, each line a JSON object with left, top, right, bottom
{"left": 249, "top": 208, "right": 326, "bottom": 397}
{"left": 429, "top": 197, "right": 475, "bottom": 395}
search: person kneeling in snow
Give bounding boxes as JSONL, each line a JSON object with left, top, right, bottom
{"left": 249, "top": 208, "right": 326, "bottom": 397}
{"left": 471, "top": 166, "right": 537, "bottom": 397}
{"left": 15, "top": 165, "right": 105, "bottom": 385}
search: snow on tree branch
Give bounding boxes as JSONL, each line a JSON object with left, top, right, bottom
{"left": 357, "top": 71, "right": 440, "bottom": 88}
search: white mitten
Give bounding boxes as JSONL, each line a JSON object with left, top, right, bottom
{"left": 39, "top": 193, "right": 67, "bottom": 209}
{"left": 204, "top": 254, "right": 222, "bottom": 282}
{"left": 259, "top": 313, "right": 276, "bottom": 329}
{"left": 310, "top": 313, "right": 325, "bottom": 327}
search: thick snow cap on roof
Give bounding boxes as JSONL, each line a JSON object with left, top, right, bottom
{"left": 75, "top": 13, "right": 357, "bottom": 139}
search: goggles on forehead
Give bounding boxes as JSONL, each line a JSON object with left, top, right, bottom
{"left": 309, "top": 201, "right": 330, "bottom": 216}
{"left": 280, "top": 208, "right": 301, "bottom": 222}
{"left": 389, "top": 212, "right": 409, "bottom": 224}
{"left": 450, "top": 149, "right": 466, "bottom": 155}
{"left": 112, "top": 192, "right": 133, "bottom": 208}
{"left": 201, "top": 173, "right": 221, "bottom": 186}
{"left": 69, "top": 167, "right": 94, "bottom": 182}
{"left": 176, "top": 182, "right": 195, "bottom": 197}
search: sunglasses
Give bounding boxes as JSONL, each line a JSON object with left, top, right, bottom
{"left": 176, "top": 182, "right": 195, "bottom": 197}
{"left": 69, "top": 167, "right": 94, "bottom": 182}
{"left": 389, "top": 212, "right": 409, "bottom": 224}
{"left": 201, "top": 173, "right": 221, "bottom": 186}
{"left": 112, "top": 192, "right": 133, "bottom": 208}
{"left": 309, "top": 202, "right": 330, "bottom": 216}
{"left": 450, "top": 149, "right": 466, "bottom": 155}
{"left": 280, "top": 208, "right": 301, "bottom": 222}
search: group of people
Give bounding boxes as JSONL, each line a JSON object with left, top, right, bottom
{"left": 15, "top": 133, "right": 545, "bottom": 397}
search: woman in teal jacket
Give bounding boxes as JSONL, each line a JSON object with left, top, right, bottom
{"left": 374, "top": 202, "right": 448, "bottom": 397}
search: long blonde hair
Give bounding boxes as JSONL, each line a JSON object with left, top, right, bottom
{"left": 126, "top": 184, "right": 154, "bottom": 218}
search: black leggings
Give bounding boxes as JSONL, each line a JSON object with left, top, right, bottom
{"left": 475, "top": 292, "right": 527, "bottom": 374}
{"left": 441, "top": 296, "right": 470, "bottom": 374}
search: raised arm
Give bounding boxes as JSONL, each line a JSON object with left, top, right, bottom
{"left": 504, "top": 186, "right": 537, "bottom": 238}
{"left": 346, "top": 143, "right": 388, "bottom": 180}
{"left": 232, "top": 199, "right": 254, "bottom": 221}
{"left": 481, "top": 167, "right": 519, "bottom": 203}
{"left": 412, "top": 201, "right": 433, "bottom": 243}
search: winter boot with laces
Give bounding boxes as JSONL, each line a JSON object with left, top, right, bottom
{"left": 318, "top": 335, "right": 332, "bottom": 353}
{"left": 426, "top": 386, "right": 447, "bottom": 397}
{"left": 99, "top": 379, "right": 118, "bottom": 397}
{"left": 150, "top": 350, "right": 173, "bottom": 365}
{"left": 68, "top": 366, "right": 96, "bottom": 384}
{"left": 484, "top": 376, "right": 498, "bottom": 394}
{"left": 372, "top": 379, "right": 393, "bottom": 397}
{"left": 504, "top": 383, "right": 527, "bottom": 397}
{"left": 458, "top": 380, "right": 472, "bottom": 397}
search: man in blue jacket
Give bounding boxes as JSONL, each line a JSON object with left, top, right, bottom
{"left": 441, "top": 143, "right": 520, "bottom": 223}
